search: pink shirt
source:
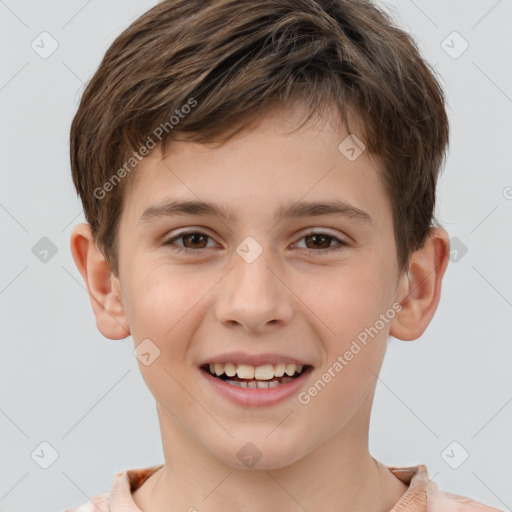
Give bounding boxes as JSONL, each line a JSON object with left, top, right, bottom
{"left": 65, "top": 463, "right": 503, "bottom": 511}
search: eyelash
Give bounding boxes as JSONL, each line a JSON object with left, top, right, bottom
{"left": 162, "top": 229, "right": 349, "bottom": 255}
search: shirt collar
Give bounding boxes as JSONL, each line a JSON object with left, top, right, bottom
{"left": 109, "top": 463, "right": 431, "bottom": 512}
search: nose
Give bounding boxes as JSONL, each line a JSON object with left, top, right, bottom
{"left": 214, "top": 244, "right": 294, "bottom": 333}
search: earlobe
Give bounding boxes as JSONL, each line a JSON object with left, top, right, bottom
{"left": 70, "top": 223, "right": 130, "bottom": 340}
{"left": 390, "top": 227, "right": 450, "bottom": 341}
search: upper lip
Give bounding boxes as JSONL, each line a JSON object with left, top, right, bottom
{"left": 198, "top": 351, "right": 313, "bottom": 367}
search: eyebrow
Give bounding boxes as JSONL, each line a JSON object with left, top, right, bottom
{"left": 139, "top": 198, "right": 373, "bottom": 225}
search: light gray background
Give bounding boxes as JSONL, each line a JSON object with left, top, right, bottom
{"left": 0, "top": 0, "right": 511, "bottom": 511}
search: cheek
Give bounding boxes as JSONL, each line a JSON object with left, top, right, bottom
{"left": 298, "top": 263, "right": 390, "bottom": 391}
{"left": 123, "top": 270, "right": 200, "bottom": 410}
{"left": 300, "top": 262, "right": 389, "bottom": 338}
{"left": 299, "top": 288, "right": 387, "bottom": 433}
{"left": 121, "top": 266, "right": 194, "bottom": 360}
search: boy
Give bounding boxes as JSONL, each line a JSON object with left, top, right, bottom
{"left": 66, "top": 0, "right": 502, "bottom": 510}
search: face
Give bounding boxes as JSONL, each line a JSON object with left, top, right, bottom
{"left": 113, "top": 104, "right": 404, "bottom": 469}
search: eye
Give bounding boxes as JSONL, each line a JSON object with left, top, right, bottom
{"left": 293, "top": 230, "right": 349, "bottom": 253}
{"left": 162, "top": 230, "right": 217, "bottom": 253}
{"left": 162, "top": 229, "right": 349, "bottom": 255}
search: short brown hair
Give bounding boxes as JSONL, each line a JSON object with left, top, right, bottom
{"left": 70, "top": 0, "right": 449, "bottom": 277}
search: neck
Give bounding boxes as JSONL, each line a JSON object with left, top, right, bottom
{"left": 132, "top": 408, "right": 408, "bottom": 512}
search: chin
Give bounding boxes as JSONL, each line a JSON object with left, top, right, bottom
{"left": 214, "top": 438, "right": 306, "bottom": 471}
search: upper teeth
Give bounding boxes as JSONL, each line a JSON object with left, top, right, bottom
{"left": 208, "top": 363, "right": 304, "bottom": 380}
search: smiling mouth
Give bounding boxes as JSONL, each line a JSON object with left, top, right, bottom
{"left": 200, "top": 362, "right": 311, "bottom": 388}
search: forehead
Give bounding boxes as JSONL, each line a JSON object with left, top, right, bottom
{"left": 120, "top": 104, "right": 390, "bottom": 230}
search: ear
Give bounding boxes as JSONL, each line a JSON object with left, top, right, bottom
{"left": 69, "top": 223, "right": 130, "bottom": 340}
{"left": 390, "top": 227, "right": 450, "bottom": 341}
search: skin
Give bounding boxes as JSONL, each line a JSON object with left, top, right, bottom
{"left": 71, "top": 102, "right": 450, "bottom": 512}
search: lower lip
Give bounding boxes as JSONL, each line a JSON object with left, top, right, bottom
{"left": 199, "top": 367, "right": 313, "bottom": 407}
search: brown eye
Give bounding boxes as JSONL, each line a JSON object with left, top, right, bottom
{"left": 163, "top": 229, "right": 348, "bottom": 255}
{"left": 180, "top": 232, "right": 209, "bottom": 249}
{"left": 304, "top": 234, "right": 333, "bottom": 249}
{"left": 295, "top": 231, "right": 348, "bottom": 253}
{"left": 163, "top": 230, "right": 215, "bottom": 253}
